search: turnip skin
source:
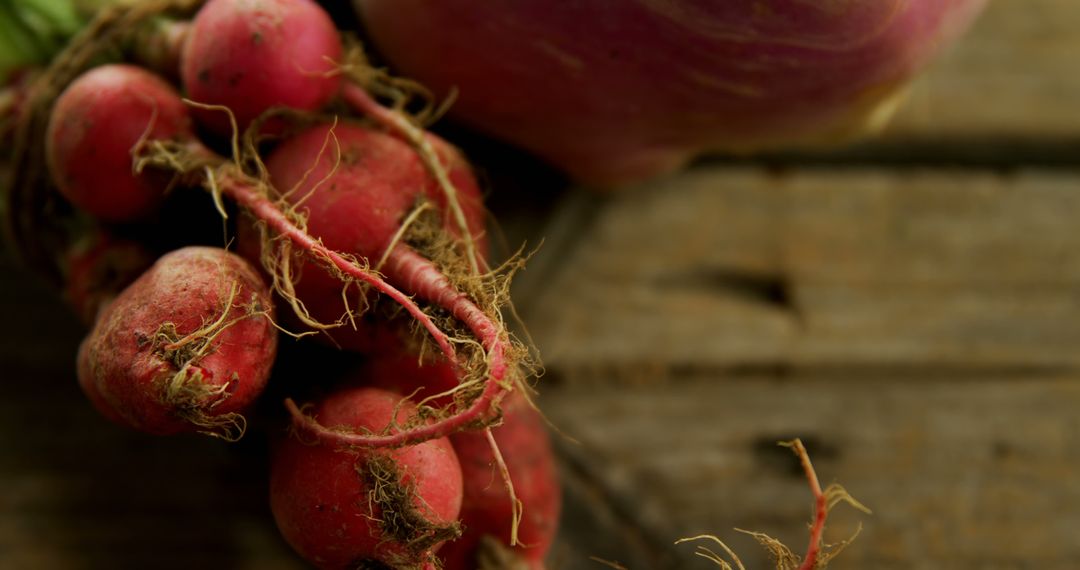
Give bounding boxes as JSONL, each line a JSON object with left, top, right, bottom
{"left": 355, "top": 0, "right": 988, "bottom": 185}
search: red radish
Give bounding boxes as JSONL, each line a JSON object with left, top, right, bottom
{"left": 77, "top": 334, "right": 128, "bottom": 427}
{"left": 248, "top": 121, "right": 514, "bottom": 447}
{"left": 77, "top": 246, "right": 277, "bottom": 440}
{"left": 677, "top": 439, "right": 871, "bottom": 570}
{"left": 361, "top": 354, "right": 561, "bottom": 570}
{"left": 63, "top": 228, "right": 154, "bottom": 326}
{"left": 440, "top": 394, "right": 560, "bottom": 570}
{"left": 48, "top": 64, "right": 452, "bottom": 370}
{"left": 178, "top": 0, "right": 477, "bottom": 260}
{"left": 178, "top": 0, "right": 484, "bottom": 272}
{"left": 355, "top": 0, "right": 988, "bottom": 185}
{"left": 180, "top": 0, "right": 342, "bottom": 136}
{"left": 270, "top": 386, "right": 463, "bottom": 569}
{"left": 52, "top": 63, "right": 512, "bottom": 448}
{"left": 361, "top": 351, "right": 461, "bottom": 409}
{"left": 46, "top": 63, "right": 191, "bottom": 221}
{"left": 238, "top": 121, "right": 488, "bottom": 353}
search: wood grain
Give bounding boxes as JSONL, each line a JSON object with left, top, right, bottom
{"left": 521, "top": 162, "right": 1080, "bottom": 568}
{"left": 525, "top": 167, "right": 1080, "bottom": 375}
{"left": 540, "top": 372, "right": 1080, "bottom": 570}
{"left": 884, "top": 0, "right": 1080, "bottom": 144}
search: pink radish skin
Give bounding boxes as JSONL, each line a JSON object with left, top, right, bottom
{"left": 440, "top": 394, "right": 560, "bottom": 570}
{"left": 238, "top": 122, "right": 487, "bottom": 353}
{"left": 355, "top": 0, "right": 988, "bottom": 185}
{"left": 56, "top": 64, "right": 505, "bottom": 448}
{"left": 254, "top": 122, "right": 513, "bottom": 447}
{"left": 178, "top": 0, "right": 426, "bottom": 145}
{"left": 46, "top": 63, "right": 191, "bottom": 221}
{"left": 177, "top": 0, "right": 445, "bottom": 167}
{"left": 181, "top": 0, "right": 342, "bottom": 135}
{"left": 77, "top": 247, "right": 277, "bottom": 438}
{"left": 63, "top": 229, "right": 154, "bottom": 326}
{"left": 77, "top": 338, "right": 128, "bottom": 426}
{"left": 50, "top": 62, "right": 456, "bottom": 389}
{"left": 362, "top": 354, "right": 561, "bottom": 569}
{"left": 270, "top": 387, "right": 463, "bottom": 569}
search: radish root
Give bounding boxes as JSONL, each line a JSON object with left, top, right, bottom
{"left": 137, "top": 110, "right": 525, "bottom": 448}
{"left": 149, "top": 278, "right": 267, "bottom": 441}
{"left": 677, "top": 438, "right": 871, "bottom": 570}
{"left": 359, "top": 453, "right": 463, "bottom": 567}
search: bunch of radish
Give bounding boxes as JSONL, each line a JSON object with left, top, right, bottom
{"left": 2, "top": 0, "right": 560, "bottom": 568}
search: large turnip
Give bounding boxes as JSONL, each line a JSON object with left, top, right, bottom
{"left": 355, "top": 0, "right": 987, "bottom": 185}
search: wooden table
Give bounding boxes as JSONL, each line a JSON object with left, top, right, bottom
{"left": 3, "top": 1, "right": 1079, "bottom": 568}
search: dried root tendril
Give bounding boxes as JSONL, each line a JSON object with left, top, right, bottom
{"left": 340, "top": 83, "right": 481, "bottom": 276}
{"left": 359, "top": 454, "right": 462, "bottom": 565}
{"left": 677, "top": 439, "right": 871, "bottom": 570}
{"left": 589, "top": 557, "right": 631, "bottom": 570}
{"left": 337, "top": 44, "right": 479, "bottom": 277}
{"left": 485, "top": 427, "right": 524, "bottom": 547}
{"left": 674, "top": 535, "right": 747, "bottom": 570}
{"left": 149, "top": 279, "right": 265, "bottom": 442}
{"left": 134, "top": 52, "right": 534, "bottom": 454}
{"left": 166, "top": 368, "right": 247, "bottom": 442}
{"left": 136, "top": 116, "right": 454, "bottom": 362}
{"left": 278, "top": 193, "right": 532, "bottom": 447}
{"left": 337, "top": 37, "right": 439, "bottom": 125}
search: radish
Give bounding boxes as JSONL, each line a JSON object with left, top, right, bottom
{"left": 237, "top": 120, "right": 488, "bottom": 353}
{"left": 45, "top": 65, "right": 456, "bottom": 362}
{"left": 77, "top": 246, "right": 277, "bottom": 440}
{"left": 48, "top": 63, "right": 515, "bottom": 448}
{"left": 354, "top": 0, "right": 988, "bottom": 185}
{"left": 179, "top": 0, "right": 342, "bottom": 136}
{"left": 270, "top": 386, "right": 463, "bottom": 569}
{"left": 243, "top": 121, "right": 516, "bottom": 448}
{"left": 440, "top": 393, "right": 560, "bottom": 570}
{"left": 177, "top": 0, "right": 481, "bottom": 269}
{"left": 177, "top": 0, "right": 474, "bottom": 254}
{"left": 62, "top": 227, "right": 154, "bottom": 326}
{"left": 45, "top": 63, "right": 191, "bottom": 221}
{"left": 360, "top": 353, "right": 561, "bottom": 570}
{"left": 677, "top": 439, "right": 872, "bottom": 570}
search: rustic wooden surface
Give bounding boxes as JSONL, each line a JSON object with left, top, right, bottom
{"left": 542, "top": 374, "right": 1080, "bottom": 569}
{"left": 514, "top": 0, "right": 1080, "bottom": 567}
{"left": 3, "top": 1, "right": 1080, "bottom": 569}
{"left": 525, "top": 169, "right": 1080, "bottom": 373}
{"left": 767, "top": 0, "right": 1080, "bottom": 166}
{"left": 885, "top": 0, "right": 1080, "bottom": 145}
{"left": 519, "top": 166, "right": 1080, "bottom": 570}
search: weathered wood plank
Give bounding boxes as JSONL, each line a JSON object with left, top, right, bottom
{"left": 881, "top": 0, "right": 1080, "bottom": 146}
{"left": 539, "top": 372, "right": 1080, "bottom": 570}
{"left": 526, "top": 167, "right": 1080, "bottom": 373}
